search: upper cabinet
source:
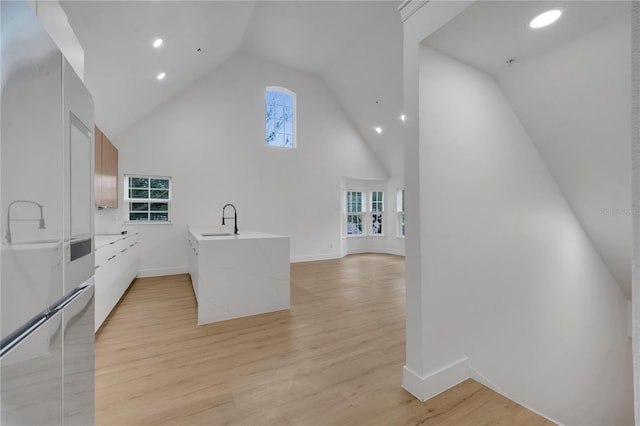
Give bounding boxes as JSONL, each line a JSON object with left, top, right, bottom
{"left": 94, "top": 126, "right": 118, "bottom": 208}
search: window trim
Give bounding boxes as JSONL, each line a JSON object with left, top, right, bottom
{"left": 345, "top": 190, "right": 365, "bottom": 236}
{"left": 397, "top": 188, "right": 405, "bottom": 238}
{"left": 123, "top": 174, "right": 173, "bottom": 225}
{"left": 370, "top": 191, "right": 385, "bottom": 237}
{"left": 265, "top": 86, "right": 297, "bottom": 149}
{"left": 344, "top": 189, "right": 386, "bottom": 238}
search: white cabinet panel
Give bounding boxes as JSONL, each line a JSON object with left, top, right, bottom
{"left": 94, "top": 234, "right": 139, "bottom": 331}
{"left": 187, "top": 237, "right": 199, "bottom": 302}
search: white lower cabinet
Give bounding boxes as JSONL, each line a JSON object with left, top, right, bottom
{"left": 94, "top": 234, "right": 139, "bottom": 331}
{"left": 187, "top": 237, "right": 199, "bottom": 302}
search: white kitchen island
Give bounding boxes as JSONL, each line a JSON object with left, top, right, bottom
{"left": 187, "top": 226, "right": 290, "bottom": 325}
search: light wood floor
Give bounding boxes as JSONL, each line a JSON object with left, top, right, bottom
{"left": 96, "top": 254, "right": 553, "bottom": 426}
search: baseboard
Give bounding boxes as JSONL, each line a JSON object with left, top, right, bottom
{"left": 136, "top": 251, "right": 402, "bottom": 271}
{"left": 345, "top": 247, "right": 406, "bottom": 256}
{"left": 290, "top": 253, "right": 342, "bottom": 263}
{"left": 136, "top": 266, "right": 188, "bottom": 278}
{"left": 469, "top": 367, "right": 565, "bottom": 426}
{"left": 402, "top": 357, "right": 470, "bottom": 401}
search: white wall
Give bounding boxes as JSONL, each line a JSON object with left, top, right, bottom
{"left": 95, "top": 54, "right": 388, "bottom": 276}
{"left": 632, "top": 2, "right": 640, "bottom": 423}
{"left": 27, "top": 0, "right": 84, "bottom": 81}
{"left": 497, "top": 17, "right": 632, "bottom": 297}
{"left": 405, "top": 45, "right": 633, "bottom": 425}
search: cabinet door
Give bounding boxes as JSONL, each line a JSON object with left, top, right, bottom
{"left": 94, "top": 126, "right": 103, "bottom": 207}
{"left": 102, "top": 135, "right": 118, "bottom": 208}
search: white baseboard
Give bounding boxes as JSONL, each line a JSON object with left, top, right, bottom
{"left": 402, "top": 357, "right": 470, "bottom": 401}
{"left": 345, "top": 247, "right": 406, "bottom": 256}
{"left": 136, "top": 251, "right": 403, "bottom": 272}
{"left": 403, "top": 360, "right": 562, "bottom": 425}
{"left": 469, "top": 367, "right": 564, "bottom": 426}
{"left": 136, "top": 266, "right": 188, "bottom": 278}
{"left": 290, "top": 253, "right": 342, "bottom": 263}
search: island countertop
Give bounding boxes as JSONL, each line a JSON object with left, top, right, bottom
{"left": 188, "top": 226, "right": 287, "bottom": 242}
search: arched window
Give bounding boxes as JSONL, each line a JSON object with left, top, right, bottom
{"left": 265, "top": 87, "right": 296, "bottom": 148}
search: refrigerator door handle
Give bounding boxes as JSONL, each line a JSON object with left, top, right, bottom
{"left": 48, "top": 284, "right": 89, "bottom": 316}
{"left": 0, "top": 284, "right": 91, "bottom": 358}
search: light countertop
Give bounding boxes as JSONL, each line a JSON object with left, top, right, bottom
{"left": 188, "top": 226, "right": 287, "bottom": 242}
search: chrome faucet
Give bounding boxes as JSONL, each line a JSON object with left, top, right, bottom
{"left": 222, "top": 204, "right": 238, "bottom": 235}
{"left": 6, "top": 200, "right": 46, "bottom": 243}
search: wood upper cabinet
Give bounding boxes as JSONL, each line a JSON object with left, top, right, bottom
{"left": 94, "top": 125, "right": 118, "bottom": 208}
{"left": 94, "top": 126, "right": 103, "bottom": 205}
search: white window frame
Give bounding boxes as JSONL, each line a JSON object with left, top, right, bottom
{"left": 397, "top": 188, "right": 405, "bottom": 237}
{"left": 345, "top": 191, "right": 365, "bottom": 237}
{"left": 370, "top": 191, "right": 384, "bottom": 237}
{"left": 124, "top": 175, "right": 172, "bottom": 224}
{"left": 344, "top": 190, "right": 386, "bottom": 237}
{"left": 265, "top": 86, "right": 297, "bottom": 149}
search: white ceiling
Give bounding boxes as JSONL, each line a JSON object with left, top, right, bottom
{"left": 62, "top": 0, "right": 632, "bottom": 294}
{"left": 60, "top": 0, "right": 404, "bottom": 176}
{"left": 425, "top": 1, "right": 630, "bottom": 77}
{"left": 426, "top": 1, "right": 632, "bottom": 296}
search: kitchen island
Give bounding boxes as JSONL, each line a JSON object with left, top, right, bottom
{"left": 187, "top": 226, "right": 290, "bottom": 325}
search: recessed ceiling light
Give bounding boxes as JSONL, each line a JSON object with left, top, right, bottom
{"left": 529, "top": 9, "right": 563, "bottom": 29}
{"left": 400, "top": 114, "right": 406, "bottom": 122}
{"left": 375, "top": 127, "right": 382, "bottom": 134}
{"left": 153, "top": 38, "right": 163, "bottom": 48}
{"left": 156, "top": 72, "right": 166, "bottom": 80}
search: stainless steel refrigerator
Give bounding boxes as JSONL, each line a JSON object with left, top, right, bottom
{"left": 1, "top": 1, "right": 96, "bottom": 424}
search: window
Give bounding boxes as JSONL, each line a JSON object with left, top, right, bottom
{"left": 345, "top": 190, "right": 385, "bottom": 237}
{"left": 371, "top": 191, "right": 383, "bottom": 235}
{"left": 265, "top": 87, "right": 296, "bottom": 148}
{"left": 397, "top": 189, "right": 405, "bottom": 237}
{"left": 124, "top": 175, "right": 171, "bottom": 223}
{"left": 346, "top": 191, "right": 364, "bottom": 235}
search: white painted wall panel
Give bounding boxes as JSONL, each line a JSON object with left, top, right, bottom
{"left": 95, "top": 54, "right": 390, "bottom": 275}
{"left": 415, "top": 45, "right": 632, "bottom": 425}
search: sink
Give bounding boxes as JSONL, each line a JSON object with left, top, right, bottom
{"left": 201, "top": 233, "right": 236, "bottom": 237}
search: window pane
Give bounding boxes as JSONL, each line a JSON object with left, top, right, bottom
{"left": 267, "top": 90, "right": 280, "bottom": 104}
{"left": 284, "top": 135, "right": 292, "bottom": 147}
{"left": 129, "top": 212, "right": 148, "bottom": 221}
{"left": 150, "top": 212, "right": 169, "bottom": 221}
{"left": 266, "top": 89, "right": 295, "bottom": 148}
{"left": 266, "top": 119, "right": 274, "bottom": 141}
{"left": 130, "top": 177, "right": 149, "bottom": 188}
{"left": 372, "top": 214, "right": 383, "bottom": 235}
{"left": 150, "top": 202, "right": 168, "bottom": 212}
{"left": 150, "top": 179, "right": 169, "bottom": 189}
{"left": 347, "top": 214, "right": 363, "bottom": 235}
{"left": 150, "top": 190, "right": 169, "bottom": 200}
{"left": 283, "top": 106, "right": 292, "bottom": 122}
{"left": 129, "top": 189, "right": 149, "bottom": 199}
{"left": 282, "top": 92, "right": 292, "bottom": 108}
{"left": 130, "top": 202, "right": 149, "bottom": 212}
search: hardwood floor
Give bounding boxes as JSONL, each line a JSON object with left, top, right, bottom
{"left": 96, "top": 254, "right": 553, "bottom": 425}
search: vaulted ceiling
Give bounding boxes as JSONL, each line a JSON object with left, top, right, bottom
{"left": 61, "top": 0, "right": 631, "bottom": 296}
{"left": 426, "top": 1, "right": 632, "bottom": 297}
{"left": 60, "top": 0, "right": 404, "bottom": 176}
